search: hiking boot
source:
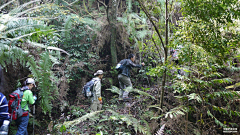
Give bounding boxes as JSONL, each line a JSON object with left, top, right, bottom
{"left": 0, "top": 124, "right": 8, "bottom": 135}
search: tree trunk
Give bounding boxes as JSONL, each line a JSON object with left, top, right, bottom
{"left": 160, "top": 0, "right": 168, "bottom": 110}
{"left": 109, "top": 0, "right": 118, "bottom": 66}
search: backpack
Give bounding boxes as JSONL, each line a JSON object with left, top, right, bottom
{"left": 115, "top": 59, "right": 127, "bottom": 73}
{"left": 8, "top": 88, "right": 28, "bottom": 121}
{"left": 82, "top": 79, "right": 98, "bottom": 98}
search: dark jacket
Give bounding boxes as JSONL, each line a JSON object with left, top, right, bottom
{"left": 0, "top": 92, "right": 9, "bottom": 122}
{"left": 119, "top": 59, "right": 142, "bottom": 77}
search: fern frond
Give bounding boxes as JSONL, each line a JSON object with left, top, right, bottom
{"left": 226, "top": 82, "right": 240, "bottom": 89}
{"left": 207, "top": 110, "right": 227, "bottom": 128}
{"left": 9, "top": 0, "right": 41, "bottom": 15}
{"left": 124, "top": 87, "right": 155, "bottom": 99}
{"left": 59, "top": 110, "right": 103, "bottom": 129}
{"left": 165, "top": 105, "right": 188, "bottom": 119}
{"left": 211, "top": 78, "right": 233, "bottom": 85}
{"left": 0, "top": 0, "right": 15, "bottom": 11}
{"left": 108, "top": 109, "right": 151, "bottom": 135}
{"left": 106, "top": 86, "right": 121, "bottom": 95}
{"left": 187, "top": 93, "right": 202, "bottom": 103}
{"left": 206, "top": 91, "right": 240, "bottom": 99}
{"left": 200, "top": 72, "right": 223, "bottom": 80}
{"left": 155, "top": 124, "right": 166, "bottom": 135}
{"left": 210, "top": 104, "right": 240, "bottom": 118}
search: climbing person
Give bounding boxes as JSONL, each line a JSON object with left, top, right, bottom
{"left": 15, "top": 78, "right": 37, "bottom": 135}
{"left": 0, "top": 66, "right": 10, "bottom": 135}
{"left": 117, "top": 54, "right": 145, "bottom": 101}
{"left": 90, "top": 70, "right": 104, "bottom": 112}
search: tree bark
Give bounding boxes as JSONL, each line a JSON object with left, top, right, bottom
{"left": 160, "top": 0, "right": 168, "bottom": 110}
{"left": 109, "top": 0, "right": 118, "bottom": 66}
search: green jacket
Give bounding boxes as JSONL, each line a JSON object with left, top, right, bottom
{"left": 21, "top": 89, "right": 35, "bottom": 111}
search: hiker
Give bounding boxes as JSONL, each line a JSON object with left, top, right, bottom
{"left": 0, "top": 92, "right": 10, "bottom": 135}
{"left": 16, "top": 78, "right": 37, "bottom": 135}
{"left": 170, "top": 49, "right": 179, "bottom": 65}
{"left": 170, "top": 48, "right": 181, "bottom": 75}
{"left": 0, "top": 66, "right": 10, "bottom": 135}
{"left": 117, "top": 54, "right": 145, "bottom": 101}
{"left": 91, "top": 70, "right": 104, "bottom": 112}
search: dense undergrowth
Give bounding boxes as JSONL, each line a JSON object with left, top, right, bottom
{"left": 0, "top": 0, "right": 240, "bottom": 135}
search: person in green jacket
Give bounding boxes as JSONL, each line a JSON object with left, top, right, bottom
{"left": 16, "top": 78, "right": 37, "bottom": 135}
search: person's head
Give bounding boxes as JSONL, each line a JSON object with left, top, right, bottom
{"left": 24, "top": 78, "right": 36, "bottom": 90}
{"left": 94, "top": 70, "right": 104, "bottom": 79}
{"left": 128, "top": 54, "right": 135, "bottom": 62}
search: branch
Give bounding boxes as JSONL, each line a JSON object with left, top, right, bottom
{"left": 137, "top": 0, "right": 165, "bottom": 49}
{"left": 97, "top": 0, "right": 107, "bottom": 8}
{"left": 152, "top": 37, "right": 163, "bottom": 65}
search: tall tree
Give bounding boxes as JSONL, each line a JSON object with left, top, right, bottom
{"left": 108, "top": 0, "right": 119, "bottom": 65}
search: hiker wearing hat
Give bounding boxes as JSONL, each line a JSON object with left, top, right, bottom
{"left": 16, "top": 78, "right": 37, "bottom": 135}
{"left": 91, "top": 70, "right": 104, "bottom": 112}
{"left": 117, "top": 54, "right": 145, "bottom": 101}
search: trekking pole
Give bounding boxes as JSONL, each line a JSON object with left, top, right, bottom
{"left": 33, "top": 104, "right": 35, "bottom": 135}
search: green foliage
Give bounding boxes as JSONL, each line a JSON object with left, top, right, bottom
{"left": 106, "top": 86, "right": 155, "bottom": 99}
{"left": 0, "top": 1, "right": 68, "bottom": 114}
{"left": 58, "top": 109, "right": 151, "bottom": 135}
{"left": 178, "top": 0, "right": 240, "bottom": 63}
{"left": 57, "top": 110, "right": 103, "bottom": 129}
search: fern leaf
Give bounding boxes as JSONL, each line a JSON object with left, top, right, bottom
{"left": 58, "top": 110, "right": 103, "bottom": 129}
{"left": 106, "top": 86, "right": 121, "bottom": 95}
{"left": 155, "top": 124, "right": 166, "bottom": 135}
{"left": 0, "top": 0, "right": 14, "bottom": 11}
{"left": 207, "top": 110, "right": 227, "bottom": 128}
{"left": 124, "top": 87, "right": 155, "bottom": 99}
{"left": 226, "top": 82, "right": 240, "bottom": 89}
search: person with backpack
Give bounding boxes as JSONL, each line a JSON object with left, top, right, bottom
{"left": 0, "top": 92, "right": 10, "bottom": 135}
{"left": 0, "top": 66, "right": 10, "bottom": 135}
{"left": 15, "top": 78, "right": 37, "bottom": 135}
{"left": 90, "top": 70, "right": 104, "bottom": 112}
{"left": 117, "top": 54, "right": 145, "bottom": 101}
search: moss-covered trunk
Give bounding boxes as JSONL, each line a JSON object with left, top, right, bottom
{"left": 109, "top": 0, "right": 118, "bottom": 66}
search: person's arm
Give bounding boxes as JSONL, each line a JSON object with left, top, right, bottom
{"left": 128, "top": 59, "right": 144, "bottom": 68}
{"left": 0, "top": 94, "right": 9, "bottom": 120}
{"left": 27, "top": 91, "right": 35, "bottom": 105}
{"left": 95, "top": 81, "right": 102, "bottom": 103}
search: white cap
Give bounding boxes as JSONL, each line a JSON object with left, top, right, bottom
{"left": 94, "top": 70, "right": 104, "bottom": 76}
{"left": 26, "top": 78, "right": 36, "bottom": 87}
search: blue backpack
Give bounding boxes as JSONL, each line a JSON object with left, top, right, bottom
{"left": 82, "top": 79, "right": 98, "bottom": 98}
